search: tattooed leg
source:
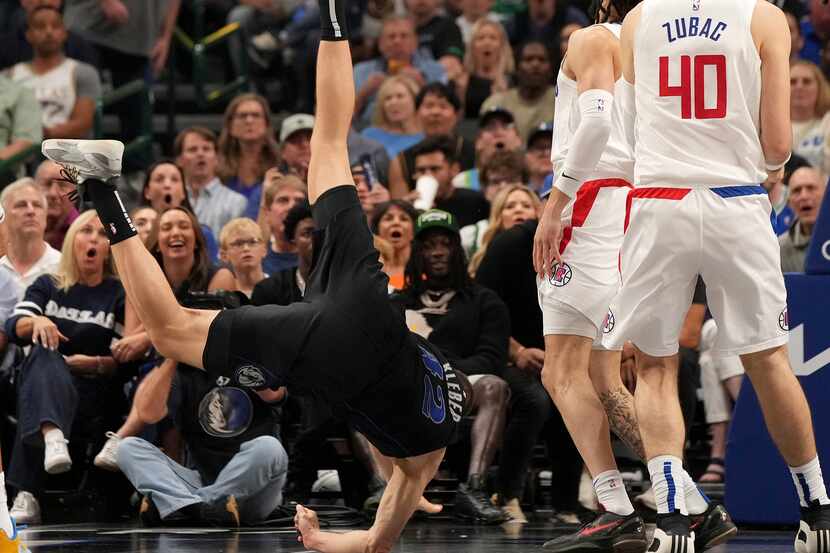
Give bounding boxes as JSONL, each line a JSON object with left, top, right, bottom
{"left": 589, "top": 351, "right": 647, "bottom": 462}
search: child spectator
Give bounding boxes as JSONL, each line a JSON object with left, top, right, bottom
{"left": 219, "top": 218, "right": 268, "bottom": 298}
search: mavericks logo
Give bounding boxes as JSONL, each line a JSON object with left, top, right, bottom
{"left": 198, "top": 387, "right": 253, "bottom": 438}
{"left": 549, "top": 262, "right": 573, "bottom": 287}
{"left": 236, "top": 365, "right": 266, "bottom": 388}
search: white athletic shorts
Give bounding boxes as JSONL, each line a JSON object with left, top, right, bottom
{"left": 537, "top": 178, "right": 632, "bottom": 349}
{"left": 602, "top": 185, "right": 789, "bottom": 357}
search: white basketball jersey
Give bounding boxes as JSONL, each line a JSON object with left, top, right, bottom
{"left": 633, "top": 0, "right": 765, "bottom": 187}
{"left": 551, "top": 23, "right": 635, "bottom": 183}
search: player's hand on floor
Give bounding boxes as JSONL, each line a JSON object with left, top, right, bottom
{"left": 295, "top": 504, "right": 320, "bottom": 545}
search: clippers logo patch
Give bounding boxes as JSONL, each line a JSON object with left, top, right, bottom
{"left": 602, "top": 310, "right": 615, "bottom": 334}
{"left": 549, "top": 262, "right": 573, "bottom": 287}
{"left": 235, "top": 364, "right": 266, "bottom": 388}
{"left": 692, "top": 0, "right": 700, "bottom": 10}
{"left": 779, "top": 308, "right": 789, "bottom": 331}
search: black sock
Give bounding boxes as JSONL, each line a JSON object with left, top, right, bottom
{"left": 319, "top": 0, "right": 349, "bottom": 41}
{"left": 85, "top": 179, "right": 138, "bottom": 245}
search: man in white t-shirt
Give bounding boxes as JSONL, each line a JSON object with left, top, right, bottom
{"left": 7, "top": 6, "right": 100, "bottom": 139}
{"left": 0, "top": 178, "right": 61, "bottom": 301}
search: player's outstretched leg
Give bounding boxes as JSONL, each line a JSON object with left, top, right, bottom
{"left": 41, "top": 139, "right": 217, "bottom": 369}
{"left": 306, "top": 0, "right": 354, "bottom": 204}
{"left": 740, "top": 346, "right": 830, "bottom": 553}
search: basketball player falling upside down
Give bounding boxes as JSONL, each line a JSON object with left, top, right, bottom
{"left": 39, "top": 0, "right": 470, "bottom": 551}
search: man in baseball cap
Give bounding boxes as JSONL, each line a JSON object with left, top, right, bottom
{"left": 279, "top": 114, "right": 314, "bottom": 182}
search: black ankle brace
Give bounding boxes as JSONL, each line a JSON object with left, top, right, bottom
{"left": 85, "top": 179, "right": 138, "bottom": 245}
{"left": 319, "top": 0, "right": 349, "bottom": 41}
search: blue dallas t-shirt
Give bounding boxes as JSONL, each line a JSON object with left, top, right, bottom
{"left": 5, "top": 274, "right": 125, "bottom": 355}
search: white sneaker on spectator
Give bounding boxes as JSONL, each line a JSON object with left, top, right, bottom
{"left": 94, "top": 432, "right": 122, "bottom": 472}
{"left": 44, "top": 436, "right": 72, "bottom": 474}
{"left": 635, "top": 485, "right": 657, "bottom": 511}
{"left": 10, "top": 492, "right": 41, "bottom": 525}
{"left": 41, "top": 139, "right": 123, "bottom": 183}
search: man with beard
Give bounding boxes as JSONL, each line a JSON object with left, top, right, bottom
{"left": 391, "top": 209, "right": 510, "bottom": 523}
{"left": 7, "top": 6, "right": 100, "bottom": 139}
{"left": 480, "top": 40, "right": 556, "bottom": 142}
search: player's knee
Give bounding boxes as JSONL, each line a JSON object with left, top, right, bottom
{"left": 245, "top": 436, "right": 288, "bottom": 474}
{"left": 474, "top": 376, "right": 509, "bottom": 406}
{"left": 541, "top": 362, "right": 576, "bottom": 398}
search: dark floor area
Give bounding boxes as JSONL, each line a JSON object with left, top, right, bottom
{"left": 16, "top": 519, "right": 796, "bottom": 552}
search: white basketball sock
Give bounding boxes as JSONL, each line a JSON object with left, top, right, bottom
{"left": 593, "top": 470, "right": 634, "bottom": 516}
{"left": 0, "top": 472, "right": 13, "bottom": 538}
{"left": 647, "top": 455, "right": 688, "bottom": 515}
{"left": 790, "top": 457, "right": 830, "bottom": 507}
{"left": 683, "top": 471, "right": 710, "bottom": 515}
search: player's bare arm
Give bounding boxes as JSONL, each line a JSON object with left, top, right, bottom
{"left": 533, "top": 26, "right": 619, "bottom": 278}
{"left": 753, "top": 0, "right": 792, "bottom": 188}
{"left": 295, "top": 449, "right": 444, "bottom": 553}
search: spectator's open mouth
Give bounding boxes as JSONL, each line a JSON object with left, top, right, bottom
{"left": 164, "top": 194, "right": 173, "bottom": 205}
{"left": 167, "top": 239, "right": 186, "bottom": 251}
{"left": 86, "top": 248, "right": 98, "bottom": 259}
{"left": 389, "top": 229, "right": 403, "bottom": 240}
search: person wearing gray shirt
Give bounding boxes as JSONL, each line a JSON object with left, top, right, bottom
{"left": 63, "top": 0, "right": 180, "bottom": 168}
{"left": 7, "top": 6, "right": 101, "bottom": 139}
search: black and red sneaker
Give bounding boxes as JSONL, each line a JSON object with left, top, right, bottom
{"left": 542, "top": 511, "right": 647, "bottom": 552}
{"left": 690, "top": 503, "right": 737, "bottom": 550}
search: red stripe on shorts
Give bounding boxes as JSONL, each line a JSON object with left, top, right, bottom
{"left": 558, "top": 178, "right": 633, "bottom": 254}
{"left": 619, "top": 187, "right": 692, "bottom": 273}
{"left": 623, "top": 187, "right": 691, "bottom": 232}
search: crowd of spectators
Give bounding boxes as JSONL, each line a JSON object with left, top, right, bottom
{"left": 0, "top": 0, "right": 827, "bottom": 530}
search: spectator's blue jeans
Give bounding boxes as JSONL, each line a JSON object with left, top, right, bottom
{"left": 117, "top": 435, "right": 288, "bottom": 523}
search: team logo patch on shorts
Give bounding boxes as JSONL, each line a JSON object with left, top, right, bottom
{"left": 602, "top": 310, "right": 615, "bottom": 334}
{"left": 235, "top": 365, "right": 266, "bottom": 388}
{"left": 549, "top": 262, "right": 573, "bottom": 287}
{"left": 779, "top": 309, "right": 789, "bottom": 331}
